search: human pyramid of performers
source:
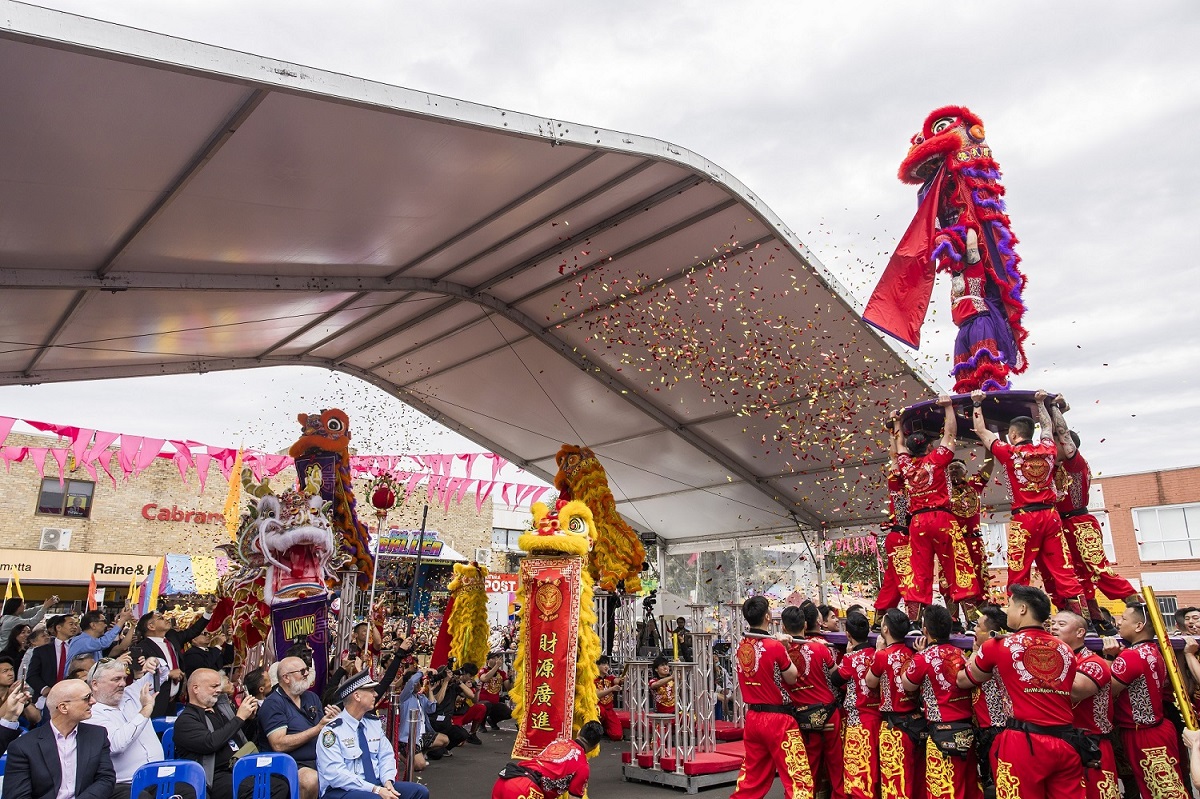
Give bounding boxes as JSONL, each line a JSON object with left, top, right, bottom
{"left": 727, "top": 107, "right": 1195, "bottom": 799}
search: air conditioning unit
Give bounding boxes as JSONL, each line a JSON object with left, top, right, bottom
{"left": 39, "top": 528, "right": 72, "bottom": 551}
{"left": 474, "top": 548, "right": 492, "bottom": 565}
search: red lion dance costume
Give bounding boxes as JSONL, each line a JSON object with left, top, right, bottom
{"left": 865, "top": 106, "right": 1029, "bottom": 393}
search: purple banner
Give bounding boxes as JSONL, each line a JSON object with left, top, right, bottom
{"left": 271, "top": 595, "right": 330, "bottom": 695}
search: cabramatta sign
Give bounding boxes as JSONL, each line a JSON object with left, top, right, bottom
{"left": 377, "top": 529, "right": 445, "bottom": 558}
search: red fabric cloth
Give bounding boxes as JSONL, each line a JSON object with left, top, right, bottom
{"left": 871, "top": 643, "right": 917, "bottom": 713}
{"left": 862, "top": 169, "right": 944, "bottom": 349}
{"left": 897, "top": 446, "right": 954, "bottom": 513}
{"left": 1005, "top": 508, "right": 1083, "bottom": 603}
{"left": 841, "top": 714, "right": 880, "bottom": 799}
{"left": 974, "top": 628, "right": 1075, "bottom": 726}
{"left": 950, "top": 472, "right": 986, "bottom": 531}
{"left": 598, "top": 704, "right": 622, "bottom": 741}
{"left": 1073, "top": 649, "right": 1114, "bottom": 734}
{"left": 729, "top": 710, "right": 812, "bottom": 799}
{"left": 907, "top": 510, "right": 977, "bottom": 605}
{"left": 972, "top": 678, "right": 1010, "bottom": 728}
{"left": 924, "top": 737, "right": 981, "bottom": 799}
{"left": 800, "top": 709, "right": 843, "bottom": 799}
{"left": 1112, "top": 641, "right": 1170, "bottom": 728}
{"left": 478, "top": 668, "right": 506, "bottom": 704}
{"left": 428, "top": 594, "right": 454, "bottom": 669}
{"left": 837, "top": 645, "right": 881, "bottom": 718}
{"left": 904, "top": 643, "right": 972, "bottom": 722}
{"left": 491, "top": 739, "right": 590, "bottom": 799}
{"left": 1054, "top": 451, "right": 1091, "bottom": 515}
{"left": 734, "top": 636, "right": 793, "bottom": 705}
{"left": 1119, "top": 721, "right": 1189, "bottom": 799}
{"left": 594, "top": 673, "right": 617, "bottom": 706}
{"left": 878, "top": 720, "right": 922, "bottom": 799}
{"left": 886, "top": 468, "right": 911, "bottom": 530}
{"left": 991, "top": 438, "right": 1059, "bottom": 507}
{"left": 783, "top": 639, "right": 837, "bottom": 706}
{"left": 1061, "top": 514, "right": 1137, "bottom": 601}
{"left": 1085, "top": 738, "right": 1119, "bottom": 799}
{"left": 992, "top": 729, "right": 1084, "bottom": 798}
{"left": 874, "top": 531, "right": 910, "bottom": 611}
{"left": 649, "top": 675, "right": 675, "bottom": 713}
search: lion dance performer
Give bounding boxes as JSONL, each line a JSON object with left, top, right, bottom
{"left": 875, "top": 418, "right": 914, "bottom": 619}
{"left": 510, "top": 499, "right": 601, "bottom": 761}
{"left": 553, "top": 445, "right": 645, "bottom": 593}
{"left": 865, "top": 105, "right": 1029, "bottom": 393}
{"left": 446, "top": 562, "right": 490, "bottom": 669}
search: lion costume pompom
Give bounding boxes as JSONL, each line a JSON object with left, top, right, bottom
{"left": 446, "top": 562, "right": 490, "bottom": 669}
{"left": 554, "top": 445, "right": 645, "bottom": 593}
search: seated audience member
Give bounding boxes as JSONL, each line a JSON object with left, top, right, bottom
{"left": 3, "top": 679, "right": 115, "bottom": 799}
{"left": 316, "top": 671, "right": 429, "bottom": 799}
{"left": 18, "top": 626, "right": 49, "bottom": 682}
{"left": 0, "top": 655, "right": 41, "bottom": 726}
{"left": 258, "top": 656, "right": 340, "bottom": 799}
{"left": 396, "top": 667, "right": 448, "bottom": 770}
{"left": 173, "top": 668, "right": 288, "bottom": 799}
{"left": 88, "top": 656, "right": 168, "bottom": 799}
{"left": 0, "top": 679, "right": 32, "bottom": 754}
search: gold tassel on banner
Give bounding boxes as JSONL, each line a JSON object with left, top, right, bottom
{"left": 1142, "top": 585, "right": 1197, "bottom": 730}
{"left": 223, "top": 448, "right": 244, "bottom": 543}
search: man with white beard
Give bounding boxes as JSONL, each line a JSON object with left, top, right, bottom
{"left": 88, "top": 656, "right": 169, "bottom": 799}
{"left": 259, "top": 656, "right": 340, "bottom": 799}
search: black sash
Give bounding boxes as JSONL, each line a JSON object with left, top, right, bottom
{"left": 928, "top": 721, "right": 974, "bottom": 757}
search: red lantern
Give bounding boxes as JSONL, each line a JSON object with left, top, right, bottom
{"left": 371, "top": 484, "right": 396, "bottom": 512}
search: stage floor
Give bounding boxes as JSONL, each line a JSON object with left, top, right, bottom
{"left": 420, "top": 726, "right": 789, "bottom": 798}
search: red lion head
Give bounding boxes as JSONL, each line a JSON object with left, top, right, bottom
{"left": 898, "top": 105, "right": 986, "bottom": 185}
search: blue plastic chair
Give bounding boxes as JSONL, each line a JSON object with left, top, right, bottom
{"left": 129, "top": 760, "right": 207, "bottom": 799}
{"left": 152, "top": 718, "right": 174, "bottom": 735}
{"left": 0, "top": 754, "right": 7, "bottom": 775}
{"left": 232, "top": 752, "right": 299, "bottom": 799}
{"left": 161, "top": 726, "right": 175, "bottom": 758}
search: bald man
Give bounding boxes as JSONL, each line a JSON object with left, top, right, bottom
{"left": 174, "top": 669, "right": 289, "bottom": 799}
{"left": 259, "top": 657, "right": 340, "bottom": 799}
{"left": 2, "top": 678, "right": 115, "bottom": 799}
{"left": 1050, "top": 611, "right": 1118, "bottom": 799}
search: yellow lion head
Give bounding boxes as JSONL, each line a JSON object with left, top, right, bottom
{"left": 448, "top": 562, "right": 487, "bottom": 592}
{"left": 519, "top": 499, "right": 595, "bottom": 557}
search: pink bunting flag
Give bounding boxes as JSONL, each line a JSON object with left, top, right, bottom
{"left": 442, "top": 477, "right": 460, "bottom": 513}
{"left": 49, "top": 448, "right": 69, "bottom": 485}
{"left": 28, "top": 448, "right": 48, "bottom": 479}
{"left": 82, "top": 431, "right": 121, "bottom": 465}
{"left": 487, "top": 454, "right": 506, "bottom": 482}
{"left": 96, "top": 450, "right": 117, "bottom": 488}
{"left": 133, "top": 438, "right": 165, "bottom": 476}
{"left": 500, "top": 482, "right": 513, "bottom": 507}
{"left": 1, "top": 446, "right": 27, "bottom": 472}
{"left": 463, "top": 453, "right": 479, "bottom": 477}
{"left": 25, "top": 420, "right": 79, "bottom": 440}
{"left": 210, "top": 447, "right": 236, "bottom": 481}
{"left": 0, "top": 417, "right": 15, "bottom": 447}
{"left": 69, "top": 429, "right": 95, "bottom": 468}
{"left": 194, "top": 453, "right": 212, "bottom": 493}
{"left": 403, "top": 472, "right": 424, "bottom": 505}
{"left": 526, "top": 486, "right": 550, "bottom": 507}
{"left": 474, "top": 479, "right": 496, "bottom": 513}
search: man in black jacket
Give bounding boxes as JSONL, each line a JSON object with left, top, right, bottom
{"left": 132, "top": 604, "right": 213, "bottom": 718}
{"left": 26, "top": 614, "right": 80, "bottom": 700}
{"left": 1, "top": 679, "right": 115, "bottom": 799}
{"left": 173, "top": 669, "right": 289, "bottom": 799}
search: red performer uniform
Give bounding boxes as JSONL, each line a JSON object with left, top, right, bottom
{"left": 876, "top": 466, "right": 915, "bottom": 613}
{"left": 1073, "top": 648, "right": 1120, "bottom": 799}
{"left": 969, "top": 627, "right": 1084, "bottom": 798}
{"left": 898, "top": 447, "right": 974, "bottom": 608}
{"left": 649, "top": 674, "right": 675, "bottom": 714}
{"left": 491, "top": 737, "right": 590, "bottom": 799}
{"left": 972, "top": 674, "right": 1010, "bottom": 790}
{"left": 730, "top": 635, "right": 813, "bottom": 799}
{"left": 906, "top": 643, "right": 981, "bottom": 799}
{"left": 595, "top": 674, "right": 623, "bottom": 741}
{"left": 990, "top": 437, "right": 1084, "bottom": 607}
{"left": 1055, "top": 451, "right": 1137, "bottom": 603}
{"left": 836, "top": 643, "right": 882, "bottom": 799}
{"left": 784, "top": 638, "right": 842, "bottom": 799}
{"left": 1112, "top": 641, "right": 1189, "bottom": 799}
{"left": 950, "top": 472, "right": 989, "bottom": 603}
{"left": 871, "top": 642, "right": 923, "bottom": 799}
{"left": 478, "top": 668, "right": 507, "bottom": 704}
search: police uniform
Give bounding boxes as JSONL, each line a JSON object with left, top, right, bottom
{"left": 316, "top": 671, "right": 429, "bottom": 799}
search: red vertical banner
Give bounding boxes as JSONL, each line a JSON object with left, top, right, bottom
{"left": 512, "top": 556, "right": 582, "bottom": 758}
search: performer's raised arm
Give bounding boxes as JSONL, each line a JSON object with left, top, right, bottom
{"left": 1049, "top": 394, "right": 1077, "bottom": 461}
{"left": 969, "top": 390, "right": 999, "bottom": 449}
{"left": 937, "top": 395, "right": 957, "bottom": 450}
{"left": 1033, "top": 389, "right": 1054, "bottom": 442}
{"left": 892, "top": 410, "right": 910, "bottom": 457}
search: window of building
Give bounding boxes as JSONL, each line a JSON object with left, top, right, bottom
{"left": 1133, "top": 503, "right": 1200, "bottom": 561}
{"left": 491, "top": 527, "right": 523, "bottom": 552}
{"left": 36, "top": 478, "right": 94, "bottom": 518}
{"left": 1157, "top": 594, "right": 1178, "bottom": 620}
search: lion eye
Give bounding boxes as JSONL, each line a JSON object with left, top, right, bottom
{"left": 325, "top": 418, "right": 343, "bottom": 432}
{"left": 931, "top": 117, "right": 954, "bottom": 134}
{"left": 568, "top": 517, "right": 586, "bottom": 534}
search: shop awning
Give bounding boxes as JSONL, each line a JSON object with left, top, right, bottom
{"left": 0, "top": 3, "right": 935, "bottom": 545}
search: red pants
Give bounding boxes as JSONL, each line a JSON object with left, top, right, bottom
{"left": 1006, "top": 508, "right": 1083, "bottom": 604}
{"left": 730, "top": 710, "right": 813, "bottom": 799}
{"left": 924, "top": 736, "right": 981, "bottom": 799}
{"left": 1086, "top": 737, "right": 1120, "bottom": 799}
{"left": 459, "top": 703, "right": 487, "bottom": 730}
{"left": 992, "top": 728, "right": 1084, "bottom": 799}
{"left": 492, "top": 777, "right": 542, "bottom": 799}
{"left": 907, "top": 510, "right": 977, "bottom": 605}
{"left": 800, "top": 709, "right": 843, "bottom": 799}
{"left": 1063, "top": 514, "right": 1137, "bottom": 602}
{"left": 964, "top": 529, "right": 988, "bottom": 602}
{"left": 875, "top": 531, "right": 912, "bottom": 612}
{"left": 879, "top": 718, "right": 923, "bottom": 799}
{"left": 842, "top": 715, "right": 880, "bottom": 799}
{"left": 598, "top": 703, "right": 622, "bottom": 741}
{"left": 1119, "top": 723, "right": 1189, "bottom": 799}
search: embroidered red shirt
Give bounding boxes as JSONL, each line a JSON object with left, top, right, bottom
{"left": 1073, "top": 649, "right": 1113, "bottom": 735}
{"left": 897, "top": 446, "right": 954, "bottom": 513}
{"left": 886, "top": 467, "right": 911, "bottom": 530}
{"left": 870, "top": 643, "right": 917, "bottom": 713}
{"left": 837, "top": 644, "right": 881, "bottom": 724}
{"left": 972, "top": 677, "right": 1010, "bottom": 728}
{"left": 990, "top": 438, "right": 1059, "bottom": 508}
{"left": 735, "top": 636, "right": 793, "bottom": 706}
{"left": 478, "top": 669, "right": 507, "bottom": 704}
{"left": 950, "top": 473, "right": 987, "bottom": 533}
{"left": 1054, "top": 451, "right": 1092, "bottom": 515}
{"left": 783, "top": 639, "right": 837, "bottom": 706}
{"left": 649, "top": 675, "right": 676, "bottom": 713}
{"left": 595, "top": 674, "right": 617, "bottom": 707}
{"left": 518, "top": 738, "right": 591, "bottom": 798}
{"left": 904, "top": 643, "right": 972, "bottom": 722}
{"left": 973, "top": 627, "right": 1075, "bottom": 726}
{"left": 1112, "top": 640, "right": 1167, "bottom": 728}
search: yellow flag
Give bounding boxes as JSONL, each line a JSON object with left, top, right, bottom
{"left": 127, "top": 573, "right": 139, "bottom": 608}
{"left": 2, "top": 574, "right": 10, "bottom": 604}
{"left": 10, "top": 570, "right": 22, "bottom": 601}
{"left": 223, "top": 449, "right": 244, "bottom": 543}
{"left": 146, "top": 557, "right": 165, "bottom": 612}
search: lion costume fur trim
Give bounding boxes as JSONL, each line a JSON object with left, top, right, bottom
{"left": 446, "top": 562, "right": 490, "bottom": 669}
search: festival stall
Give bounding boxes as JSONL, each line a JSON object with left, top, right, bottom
{"left": 367, "top": 529, "right": 467, "bottom": 654}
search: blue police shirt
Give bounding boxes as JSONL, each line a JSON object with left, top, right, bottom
{"left": 316, "top": 710, "right": 397, "bottom": 793}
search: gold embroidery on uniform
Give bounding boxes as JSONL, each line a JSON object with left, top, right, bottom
{"left": 1094, "top": 767, "right": 1120, "bottom": 799}
{"left": 1137, "top": 745, "right": 1187, "bottom": 799}
{"left": 1007, "top": 521, "right": 1029, "bottom": 572}
{"left": 951, "top": 522, "right": 975, "bottom": 590}
{"left": 895, "top": 544, "right": 914, "bottom": 591}
{"left": 1073, "top": 521, "right": 1113, "bottom": 575}
{"left": 878, "top": 725, "right": 906, "bottom": 799}
{"left": 924, "top": 738, "right": 955, "bottom": 799}
{"left": 780, "top": 727, "right": 814, "bottom": 796}
{"left": 843, "top": 725, "right": 872, "bottom": 797}
{"left": 994, "top": 758, "right": 1020, "bottom": 799}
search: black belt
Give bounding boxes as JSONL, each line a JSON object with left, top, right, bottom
{"left": 909, "top": 506, "right": 950, "bottom": 518}
{"left": 747, "top": 703, "right": 794, "bottom": 715}
{"left": 1005, "top": 719, "right": 1072, "bottom": 737}
{"left": 1012, "top": 503, "right": 1055, "bottom": 515}
{"left": 886, "top": 524, "right": 910, "bottom": 534}
{"left": 1061, "top": 507, "right": 1090, "bottom": 518}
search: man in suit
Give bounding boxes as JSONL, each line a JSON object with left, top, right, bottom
{"left": 27, "top": 614, "right": 81, "bottom": 700}
{"left": 133, "top": 603, "right": 213, "bottom": 718}
{"left": 1, "top": 678, "right": 115, "bottom": 799}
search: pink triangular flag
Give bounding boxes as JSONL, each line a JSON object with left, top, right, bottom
{"left": 172, "top": 453, "right": 190, "bottom": 484}
{"left": 474, "top": 479, "right": 496, "bottom": 513}
{"left": 0, "top": 417, "right": 14, "bottom": 446}
{"left": 526, "top": 486, "right": 550, "bottom": 506}
{"left": 49, "top": 448, "right": 69, "bottom": 486}
{"left": 69, "top": 429, "right": 95, "bottom": 467}
{"left": 28, "top": 448, "right": 48, "bottom": 479}
{"left": 487, "top": 454, "right": 505, "bottom": 482}
{"left": 2, "top": 446, "right": 28, "bottom": 472}
{"left": 118, "top": 436, "right": 144, "bottom": 478}
{"left": 500, "top": 482, "right": 513, "bottom": 507}
{"left": 82, "top": 460, "right": 99, "bottom": 483}
{"left": 194, "top": 453, "right": 212, "bottom": 493}
{"left": 403, "top": 472, "right": 424, "bottom": 505}
{"left": 83, "top": 431, "right": 121, "bottom": 464}
{"left": 133, "top": 438, "right": 165, "bottom": 475}
{"left": 97, "top": 450, "right": 117, "bottom": 488}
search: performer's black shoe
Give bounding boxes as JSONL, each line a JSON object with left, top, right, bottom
{"left": 1091, "top": 618, "right": 1119, "bottom": 637}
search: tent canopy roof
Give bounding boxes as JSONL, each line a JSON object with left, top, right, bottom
{"left": 0, "top": 2, "right": 935, "bottom": 542}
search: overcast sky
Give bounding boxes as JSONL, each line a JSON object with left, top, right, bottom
{"left": 1, "top": 0, "right": 1197, "bottom": 479}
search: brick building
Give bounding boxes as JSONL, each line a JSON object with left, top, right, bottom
{"left": 0, "top": 432, "right": 496, "bottom": 602}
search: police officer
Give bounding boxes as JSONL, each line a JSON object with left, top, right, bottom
{"left": 316, "top": 670, "right": 428, "bottom": 799}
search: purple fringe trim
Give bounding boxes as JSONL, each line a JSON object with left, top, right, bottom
{"left": 951, "top": 345, "right": 1007, "bottom": 374}
{"left": 932, "top": 239, "right": 959, "bottom": 262}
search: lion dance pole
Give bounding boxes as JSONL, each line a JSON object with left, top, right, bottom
{"left": 1142, "top": 586, "right": 1197, "bottom": 730}
{"left": 511, "top": 499, "right": 602, "bottom": 759}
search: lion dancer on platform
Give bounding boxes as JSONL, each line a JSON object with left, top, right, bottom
{"left": 893, "top": 397, "right": 979, "bottom": 623}
{"left": 970, "top": 389, "right": 1088, "bottom": 618}
{"left": 730, "top": 596, "right": 812, "bottom": 799}
{"left": 947, "top": 451, "right": 994, "bottom": 627}
{"left": 1048, "top": 394, "right": 1140, "bottom": 629}
{"left": 833, "top": 613, "right": 881, "bottom": 799}
{"left": 875, "top": 419, "right": 914, "bottom": 621}
{"left": 780, "top": 606, "right": 842, "bottom": 799}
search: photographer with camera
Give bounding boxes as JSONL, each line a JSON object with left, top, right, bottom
{"left": 427, "top": 658, "right": 478, "bottom": 749}
{"left": 396, "top": 666, "right": 449, "bottom": 770}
